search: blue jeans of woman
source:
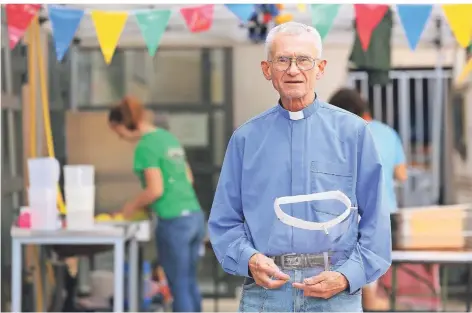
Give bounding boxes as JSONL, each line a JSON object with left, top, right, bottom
{"left": 239, "top": 265, "right": 363, "bottom": 312}
{"left": 156, "top": 210, "right": 206, "bottom": 312}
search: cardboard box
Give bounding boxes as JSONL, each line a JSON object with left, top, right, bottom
{"left": 392, "top": 204, "right": 472, "bottom": 250}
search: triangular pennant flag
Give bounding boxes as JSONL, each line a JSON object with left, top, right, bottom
{"left": 48, "top": 5, "right": 84, "bottom": 62}
{"left": 180, "top": 5, "right": 214, "bottom": 33}
{"left": 354, "top": 4, "right": 389, "bottom": 51}
{"left": 91, "top": 11, "right": 128, "bottom": 64}
{"left": 225, "top": 4, "right": 255, "bottom": 22}
{"left": 396, "top": 5, "right": 432, "bottom": 51}
{"left": 296, "top": 4, "right": 307, "bottom": 13}
{"left": 442, "top": 4, "right": 472, "bottom": 48}
{"left": 456, "top": 57, "right": 472, "bottom": 85}
{"left": 5, "top": 4, "right": 41, "bottom": 49}
{"left": 310, "top": 4, "right": 341, "bottom": 40}
{"left": 135, "top": 10, "right": 171, "bottom": 57}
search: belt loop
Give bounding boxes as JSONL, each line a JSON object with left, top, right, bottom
{"left": 323, "top": 252, "right": 329, "bottom": 271}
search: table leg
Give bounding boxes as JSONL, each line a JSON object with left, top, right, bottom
{"left": 128, "top": 238, "right": 139, "bottom": 312}
{"left": 390, "top": 264, "right": 397, "bottom": 311}
{"left": 11, "top": 240, "right": 22, "bottom": 312}
{"left": 466, "top": 264, "right": 472, "bottom": 312}
{"left": 441, "top": 266, "right": 449, "bottom": 311}
{"left": 114, "top": 240, "right": 125, "bottom": 313}
{"left": 39, "top": 247, "right": 47, "bottom": 312}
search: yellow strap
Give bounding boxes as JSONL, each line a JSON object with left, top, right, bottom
{"left": 33, "top": 17, "right": 66, "bottom": 215}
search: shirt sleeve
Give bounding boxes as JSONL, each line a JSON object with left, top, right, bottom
{"left": 134, "top": 144, "right": 162, "bottom": 171}
{"left": 335, "top": 124, "right": 392, "bottom": 294}
{"left": 394, "top": 132, "right": 406, "bottom": 165}
{"left": 208, "top": 133, "right": 259, "bottom": 277}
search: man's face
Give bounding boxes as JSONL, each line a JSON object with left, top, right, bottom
{"left": 261, "top": 32, "right": 327, "bottom": 103}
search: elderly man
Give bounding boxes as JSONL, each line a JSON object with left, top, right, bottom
{"left": 208, "top": 22, "right": 391, "bottom": 312}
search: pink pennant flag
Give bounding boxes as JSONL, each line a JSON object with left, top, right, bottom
{"left": 180, "top": 4, "right": 214, "bottom": 33}
{"left": 6, "top": 4, "right": 42, "bottom": 49}
{"left": 354, "top": 4, "right": 389, "bottom": 51}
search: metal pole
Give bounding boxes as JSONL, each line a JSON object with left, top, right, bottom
{"left": 2, "top": 9, "right": 20, "bottom": 209}
{"left": 69, "top": 43, "right": 79, "bottom": 112}
{"left": 431, "top": 17, "right": 444, "bottom": 204}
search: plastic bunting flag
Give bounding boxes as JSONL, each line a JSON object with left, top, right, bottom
{"left": 180, "top": 4, "right": 214, "bottom": 33}
{"left": 310, "top": 4, "right": 341, "bottom": 40}
{"left": 456, "top": 57, "right": 472, "bottom": 85}
{"left": 91, "top": 11, "right": 128, "bottom": 64}
{"left": 225, "top": 4, "right": 255, "bottom": 22}
{"left": 354, "top": 4, "right": 389, "bottom": 51}
{"left": 442, "top": 4, "right": 472, "bottom": 48}
{"left": 5, "top": 4, "right": 41, "bottom": 49}
{"left": 296, "top": 4, "right": 307, "bottom": 13}
{"left": 135, "top": 10, "right": 171, "bottom": 57}
{"left": 396, "top": 5, "right": 432, "bottom": 51}
{"left": 48, "top": 5, "right": 85, "bottom": 61}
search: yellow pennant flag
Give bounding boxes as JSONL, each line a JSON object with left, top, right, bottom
{"left": 296, "top": 4, "right": 307, "bottom": 12}
{"left": 442, "top": 4, "right": 472, "bottom": 48}
{"left": 91, "top": 11, "right": 128, "bottom": 64}
{"left": 456, "top": 58, "right": 472, "bottom": 85}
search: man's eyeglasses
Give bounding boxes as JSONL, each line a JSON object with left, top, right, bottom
{"left": 268, "top": 56, "right": 318, "bottom": 72}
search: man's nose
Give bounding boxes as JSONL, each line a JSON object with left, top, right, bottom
{"left": 287, "top": 61, "right": 300, "bottom": 76}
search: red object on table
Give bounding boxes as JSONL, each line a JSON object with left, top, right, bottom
{"left": 379, "top": 264, "right": 441, "bottom": 310}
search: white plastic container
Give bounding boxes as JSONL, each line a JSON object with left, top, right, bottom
{"left": 64, "top": 165, "right": 95, "bottom": 187}
{"left": 65, "top": 186, "right": 96, "bottom": 230}
{"left": 28, "top": 157, "right": 60, "bottom": 188}
{"left": 28, "top": 187, "right": 60, "bottom": 231}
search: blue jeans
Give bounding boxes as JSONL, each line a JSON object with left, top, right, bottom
{"left": 239, "top": 266, "right": 362, "bottom": 312}
{"left": 156, "top": 211, "right": 206, "bottom": 312}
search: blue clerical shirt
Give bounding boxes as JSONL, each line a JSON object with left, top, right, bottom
{"left": 208, "top": 97, "right": 392, "bottom": 293}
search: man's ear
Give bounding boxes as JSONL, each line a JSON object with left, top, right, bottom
{"left": 261, "top": 61, "right": 272, "bottom": 80}
{"left": 315, "top": 60, "right": 328, "bottom": 80}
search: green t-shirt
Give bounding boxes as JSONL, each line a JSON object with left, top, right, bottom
{"left": 133, "top": 129, "right": 201, "bottom": 219}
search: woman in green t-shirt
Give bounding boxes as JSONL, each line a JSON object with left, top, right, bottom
{"left": 108, "top": 96, "right": 206, "bottom": 312}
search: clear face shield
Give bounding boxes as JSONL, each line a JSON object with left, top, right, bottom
{"left": 266, "top": 191, "right": 359, "bottom": 271}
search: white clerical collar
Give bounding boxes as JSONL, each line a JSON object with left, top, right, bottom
{"left": 277, "top": 94, "right": 319, "bottom": 121}
{"left": 288, "top": 111, "right": 304, "bottom": 120}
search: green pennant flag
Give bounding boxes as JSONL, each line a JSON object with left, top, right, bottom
{"left": 135, "top": 9, "right": 171, "bottom": 57}
{"left": 310, "top": 4, "right": 341, "bottom": 40}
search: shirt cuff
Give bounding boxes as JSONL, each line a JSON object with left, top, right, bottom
{"left": 335, "top": 259, "right": 365, "bottom": 294}
{"left": 238, "top": 246, "right": 259, "bottom": 277}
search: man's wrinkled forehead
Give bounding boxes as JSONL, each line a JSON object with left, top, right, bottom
{"left": 271, "top": 32, "right": 320, "bottom": 58}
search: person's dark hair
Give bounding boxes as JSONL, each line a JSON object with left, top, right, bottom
{"left": 328, "top": 88, "right": 368, "bottom": 117}
{"left": 108, "top": 96, "right": 144, "bottom": 130}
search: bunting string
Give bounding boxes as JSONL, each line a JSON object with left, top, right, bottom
{"left": 4, "top": 3, "right": 472, "bottom": 81}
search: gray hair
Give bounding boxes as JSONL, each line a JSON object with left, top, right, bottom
{"left": 264, "top": 22, "right": 323, "bottom": 59}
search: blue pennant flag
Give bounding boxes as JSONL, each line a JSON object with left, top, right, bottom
{"left": 225, "top": 4, "right": 255, "bottom": 22}
{"left": 396, "top": 4, "right": 433, "bottom": 51}
{"left": 48, "top": 5, "right": 84, "bottom": 61}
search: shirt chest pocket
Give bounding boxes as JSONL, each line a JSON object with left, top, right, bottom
{"left": 310, "top": 160, "right": 353, "bottom": 199}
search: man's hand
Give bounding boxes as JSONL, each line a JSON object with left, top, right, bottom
{"left": 248, "top": 253, "right": 290, "bottom": 289}
{"left": 292, "top": 271, "right": 348, "bottom": 299}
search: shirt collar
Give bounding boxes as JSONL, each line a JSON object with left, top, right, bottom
{"left": 276, "top": 94, "right": 319, "bottom": 121}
